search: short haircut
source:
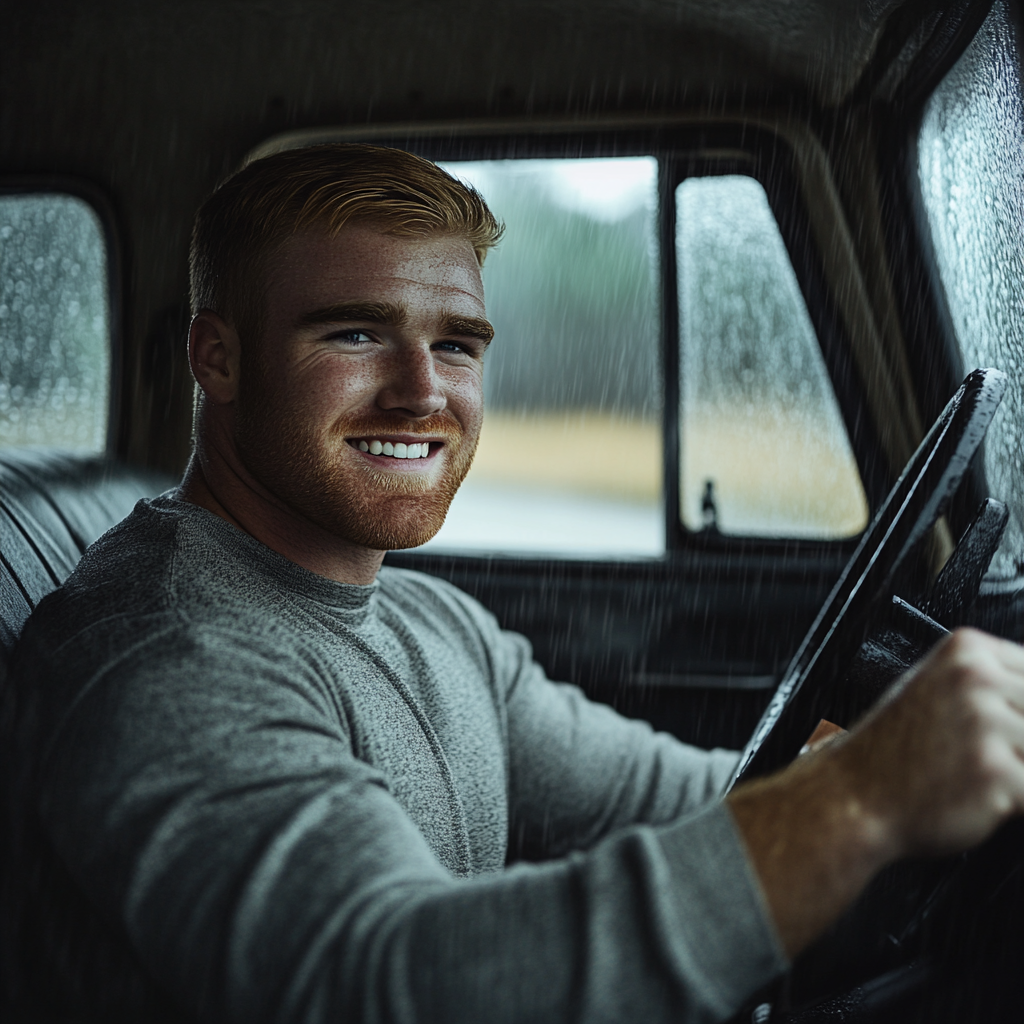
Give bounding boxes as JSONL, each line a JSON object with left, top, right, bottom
{"left": 189, "top": 143, "right": 503, "bottom": 343}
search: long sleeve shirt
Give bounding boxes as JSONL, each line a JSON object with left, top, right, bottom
{"left": 2, "top": 496, "right": 785, "bottom": 1023}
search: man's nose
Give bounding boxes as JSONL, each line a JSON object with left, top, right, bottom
{"left": 376, "top": 343, "right": 447, "bottom": 418}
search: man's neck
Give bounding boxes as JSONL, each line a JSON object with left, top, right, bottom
{"left": 179, "top": 452, "right": 386, "bottom": 586}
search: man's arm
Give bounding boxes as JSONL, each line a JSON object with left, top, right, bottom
{"left": 728, "top": 627, "right": 1024, "bottom": 958}
{"left": 428, "top": 582, "right": 1024, "bottom": 966}
{"left": 495, "top": 634, "right": 741, "bottom": 857}
{"left": 11, "top": 615, "right": 785, "bottom": 1024}
{"left": 426, "top": 580, "right": 744, "bottom": 855}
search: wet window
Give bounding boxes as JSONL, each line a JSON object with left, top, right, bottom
{"left": 422, "top": 157, "right": 662, "bottom": 558}
{"left": 918, "top": 0, "right": 1024, "bottom": 578}
{"left": 676, "top": 175, "right": 868, "bottom": 538}
{"left": 0, "top": 193, "right": 111, "bottom": 452}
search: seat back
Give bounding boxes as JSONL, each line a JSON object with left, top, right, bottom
{"left": 0, "top": 448, "right": 173, "bottom": 675}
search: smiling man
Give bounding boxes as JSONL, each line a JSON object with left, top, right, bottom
{"left": 7, "top": 144, "right": 1024, "bottom": 1024}
{"left": 183, "top": 159, "right": 495, "bottom": 570}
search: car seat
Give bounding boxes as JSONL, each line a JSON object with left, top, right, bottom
{"left": 0, "top": 448, "right": 172, "bottom": 681}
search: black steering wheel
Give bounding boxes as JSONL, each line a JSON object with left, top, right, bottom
{"left": 727, "top": 367, "right": 1015, "bottom": 1023}
{"left": 728, "top": 367, "right": 1008, "bottom": 790}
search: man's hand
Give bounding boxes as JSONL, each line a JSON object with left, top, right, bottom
{"left": 727, "top": 628, "right": 1024, "bottom": 959}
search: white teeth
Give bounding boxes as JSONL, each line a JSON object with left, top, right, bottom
{"left": 361, "top": 438, "right": 433, "bottom": 459}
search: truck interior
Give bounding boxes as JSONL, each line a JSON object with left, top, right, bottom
{"left": 3, "top": 0, "right": 1024, "bottom": 1020}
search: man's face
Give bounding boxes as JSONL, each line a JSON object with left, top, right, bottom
{"left": 233, "top": 223, "right": 491, "bottom": 551}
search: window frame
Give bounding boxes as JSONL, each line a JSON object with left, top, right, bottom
{"left": 660, "top": 142, "right": 886, "bottom": 552}
{"left": 250, "top": 118, "right": 888, "bottom": 561}
{"left": 0, "top": 176, "right": 123, "bottom": 456}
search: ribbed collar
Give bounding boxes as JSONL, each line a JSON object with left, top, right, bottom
{"left": 149, "top": 494, "right": 380, "bottom": 621}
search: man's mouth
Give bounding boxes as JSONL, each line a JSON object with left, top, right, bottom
{"left": 349, "top": 438, "right": 435, "bottom": 460}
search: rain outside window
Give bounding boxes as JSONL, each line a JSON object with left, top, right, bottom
{"left": 676, "top": 175, "right": 867, "bottom": 539}
{"left": 918, "top": 0, "right": 1024, "bottom": 578}
{"left": 0, "top": 193, "right": 110, "bottom": 452}
{"left": 421, "top": 157, "right": 662, "bottom": 558}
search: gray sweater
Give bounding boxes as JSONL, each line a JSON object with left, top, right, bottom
{"left": 4, "top": 496, "right": 785, "bottom": 1023}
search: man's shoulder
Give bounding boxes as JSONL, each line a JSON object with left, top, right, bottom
{"left": 376, "top": 564, "right": 497, "bottom": 631}
{"left": 375, "top": 563, "right": 531, "bottom": 677}
{"left": 8, "top": 498, "right": 330, "bottom": 742}
{"left": 31, "top": 496, "right": 181, "bottom": 635}
{"left": 22, "top": 496, "right": 284, "bottom": 655}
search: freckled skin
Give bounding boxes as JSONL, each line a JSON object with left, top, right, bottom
{"left": 257, "top": 227, "right": 486, "bottom": 458}
{"left": 181, "top": 224, "right": 490, "bottom": 584}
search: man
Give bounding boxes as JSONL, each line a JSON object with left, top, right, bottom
{"left": 4, "top": 143, "right": 1024, "bottom": 1024}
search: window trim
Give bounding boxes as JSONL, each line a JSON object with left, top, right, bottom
{"left": 0, "top": 176, "right": 123, "bottom": 456}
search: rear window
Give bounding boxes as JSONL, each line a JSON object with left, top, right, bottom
{"left": 0, "top": 192, "right": 111, "bottom": 453}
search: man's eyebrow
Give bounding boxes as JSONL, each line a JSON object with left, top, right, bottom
{"left": 297, "top": 301, "right": 407, "bottom": 327}
{"left": 297, "top": 302, "right": 493, "bottom": 344}
{"left": 439, "top": 314, "right": 494, "bottom": 344}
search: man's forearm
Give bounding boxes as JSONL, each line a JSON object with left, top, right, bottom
{"left": 726, "top": 741, "right": 897, "bottom": 958}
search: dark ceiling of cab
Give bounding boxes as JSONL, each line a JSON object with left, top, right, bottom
{"left": 0, "top": 0, "right": 920, "bottom": 249}
{"left": 5, "top": 0, "right": 907, "bottom": 149}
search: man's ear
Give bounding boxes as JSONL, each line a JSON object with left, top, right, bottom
{"left": 189, "top": 310, "right": 242, "bottom": 405}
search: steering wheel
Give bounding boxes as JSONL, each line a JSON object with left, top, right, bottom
{"left": 725, "top": 368, "right": 1013, "bottom": 1023}
{"left": 727, "top": 367, "right": 1008, "bottom": 790}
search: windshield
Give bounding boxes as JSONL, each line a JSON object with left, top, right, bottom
{"left": 917, "top": 0, "right": 1024, "bottom": 578}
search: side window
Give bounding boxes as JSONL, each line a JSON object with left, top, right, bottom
{"left": 676, "top": 174, "right": 868, "bottom": 539}
{"left": 917, "top": 0, "right": 1024, "bottom": 577}
{"left": 423, "top": 158, "right": 662, "bottom": 558}
{"left": 0, "top": 192, "right": 111, "bottom": 453}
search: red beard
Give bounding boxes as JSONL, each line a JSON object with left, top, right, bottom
{"left": 235, "top": 370, "right": 478, "bottom": 551}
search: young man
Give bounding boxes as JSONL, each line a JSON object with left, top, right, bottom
{"left": 5, "top": 144, "right": 1024, "bottom": 1024}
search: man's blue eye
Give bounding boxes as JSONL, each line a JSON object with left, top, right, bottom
{"left": 332, "top": 330, "right": 372, "bottom": 343}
